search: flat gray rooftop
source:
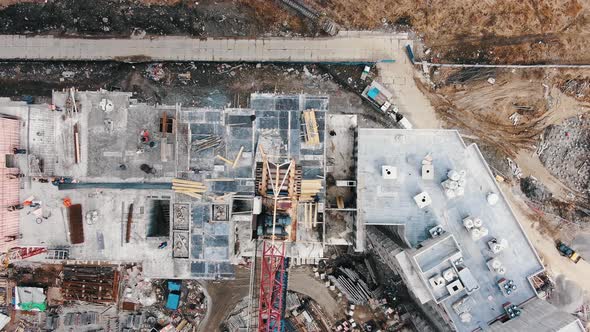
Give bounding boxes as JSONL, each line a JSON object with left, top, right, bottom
{"left": 357, "top": 129, "right": 544, "bottom": 331}
{"left": 487, "top": 297, "right": 584, "bottom": 332}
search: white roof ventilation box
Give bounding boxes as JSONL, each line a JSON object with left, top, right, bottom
{"left": 413, "top": 191, "right": 432, "bottom": 209}
{"left": 382, "top": 166, "right": 397, "bottom": 179}
{"left": 429, "top": 275, "right": 446, "bottom": 288}
{"left": 422, "top": 164, "right": 434, "bottom": 180}
{"left": 446, "top": 279, "right": 464, "bottom": 296}
{"left": 422, "top": 154, "right": 434, "bottom": 180}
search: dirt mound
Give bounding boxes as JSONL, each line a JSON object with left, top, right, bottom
{"left": 521, "top": 176, "right": 553, "bottom": 202}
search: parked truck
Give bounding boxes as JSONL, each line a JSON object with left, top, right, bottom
{"left": 362, "top": 81, "right": 413, "bottom": 129}
{"left": 556, "top": 241, "right": 582, "bottom": 263}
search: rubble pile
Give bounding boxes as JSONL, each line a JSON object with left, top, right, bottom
{"left": 224, "top": 297, "right": 249, "bottom": 331}
{"left": 176, "top": 281, "right": 207, "bottom": 324}
{"left": 122, "top": 266, "right": 158, "bottom": 307}
{"left": 561, "top": 79, "right": 590, "bottom": 102}
{"left": 539, "top": 115, "right": 590, "bottom": 193}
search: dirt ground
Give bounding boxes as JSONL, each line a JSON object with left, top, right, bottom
{"left": 287, "top": 266, "right": 344, "bottom": 320}
{"left": 502, "top": 183, "right": 590, "bottom": 314}
{"left": 0, "top": 0, "right": 313, "bottom": 37}
{"left": 200, "top": 266, "right": 251, "bottom": 332}
{"left": 0, "top": 61, "right": 375, "bottom": 112}
{"left": 307, "top": 0, "right": 590, "bottom": 63}
{"left": 419, "top": 67, "right": 590, "bottom": 196}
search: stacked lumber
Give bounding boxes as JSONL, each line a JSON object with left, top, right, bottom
{"left": 303, "top": 202, "right": 318, "bottom": 228}
{"left": 300, "top": 179, "right": 322, "bottom": 201}
{"left": 172, "top": 179, "right": 206, "bottom": 199}
{"left": 193, "top": 135, "right": 223, "bottom": 153}
{"left": 302, "top": 109, "right": 320, "bottom": 146}
{"left": 336, "top": 196, "right": 345, "bottom": 209}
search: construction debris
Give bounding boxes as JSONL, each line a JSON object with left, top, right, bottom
{"left": 62, "top": 265, "right": 119, "bottom": 304}
{"left": 328, "top": 267, "right": 373, "bottom": 305}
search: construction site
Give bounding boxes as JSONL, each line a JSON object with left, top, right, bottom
{"left": 0, "top": 1, "right": 588, "bottom": 332}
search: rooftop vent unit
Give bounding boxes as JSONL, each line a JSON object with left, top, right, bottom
{"left": 464, "top": 216, "right": 487, "bottom": 241}
{"left": 498, "top": 278, "right": 518, "bottom": 296}
{"left": 442, "top": 169, "right": 467, "bottom": 199}
{"left": 429, "top": 275, "right": 446, "bottom": 288}
{"left": 413, "top": 191, "right": 432, "bottom": 209}
{"left": 503, "top": 303, "right": 522, "bottom": 320}
{"left": 463, "top": 217, "right": 474, "bottom": 229}
{"left": 487, "top": 258, "right": 507, "bottom": 275}
{"left": 443, "top": 268, "right": 457, "bottom": 282}
{"left": 488, "top": 238, "right": 508, "bottom": 254}
{"left": 473, "top": 218, "right": 483, "bottom": 228}
{"left": 487, "top": 192, "right": 499, "bottom": 205}
{"left": 382, "top": 166, "right": 397, "bottom": 180}
{"left": 429, "top": 225, "right": 444, "bottom": 238}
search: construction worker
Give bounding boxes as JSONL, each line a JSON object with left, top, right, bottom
{"left": 158, "top": 241, "right": 168, "bottom": 249}
{"left": 140, "top": 129, "right": 150, "bottom": 143}
{"left": 12, "top": 147, "right": 26, "bottom": 154}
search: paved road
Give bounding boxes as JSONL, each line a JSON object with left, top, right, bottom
{"left": 0, "top": 31, "right": 409, "bottom": 63}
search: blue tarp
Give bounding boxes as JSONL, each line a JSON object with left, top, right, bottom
{"left": 166, "top": 280, "right": 181, "bottom": 310}
{"left": 367, "top": 87, "right": 380, "bottom": 100}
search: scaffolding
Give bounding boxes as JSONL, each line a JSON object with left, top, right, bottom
{"left": 0, "top": 117, "right": 20, "bottom": 253}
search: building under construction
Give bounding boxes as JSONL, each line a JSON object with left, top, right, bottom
{"left": 0, "top": 90, "right": 584, "bottom": 332}
{"left": 0, "top": 90, "right": 328, "bottom": 280}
